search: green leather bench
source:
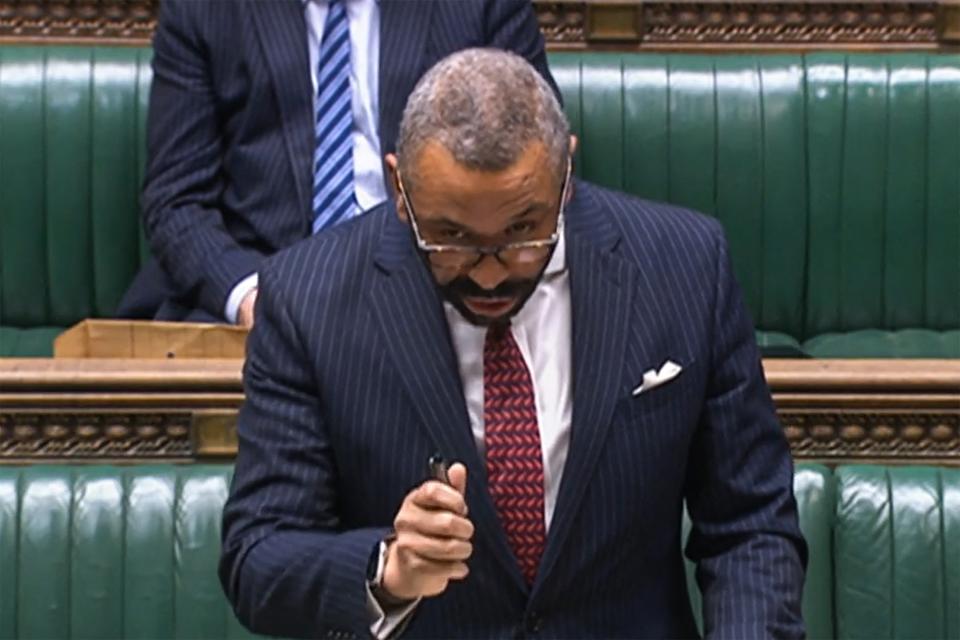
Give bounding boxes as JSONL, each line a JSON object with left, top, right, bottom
{"left": 551, "top": 52, "right": 960, "bottom": 358}
{"left": 0, "top": 463, "right": 957, "bottom": 639}
{"left": 0, "top": 47, "right": 152, "bottom": 357}
{"left": 1, "top": 47, "right": 958, "bottom": 357}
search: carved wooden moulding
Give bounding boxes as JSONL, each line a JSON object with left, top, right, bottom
{"left": 0, "top": 0, "right": 157, "bottom": 41}
{"left": 0, "top": 1, "right": 957, "bottom": 47}
{"left": 781, "top": 411, "right": 960, "bottom": 462}
{"left": 538, "top": 1, "right": 957, "bottom": 48}
{"left": 4, "top": 405, "right": 957, "bottom": 463}
{"left": 0, "top": 411, "right": 192, "bottom": 459}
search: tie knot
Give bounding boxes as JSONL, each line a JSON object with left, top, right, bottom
{"left": 485, "top": 323, "right": 511, "bottom": 344}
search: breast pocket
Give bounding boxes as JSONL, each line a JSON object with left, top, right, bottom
{"left": 617, "top": 358, "right": 703, "bottom": 423}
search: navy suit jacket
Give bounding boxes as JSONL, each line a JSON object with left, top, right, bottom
{"left": 119, "top": 0, "right": 557, "bottom": 321}
{"left": 219, "top": 181, "right": 807, "bottom": 639}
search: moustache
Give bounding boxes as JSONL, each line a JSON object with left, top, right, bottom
{"left": 440, "top": 277, "right": 535, "bottom": 299}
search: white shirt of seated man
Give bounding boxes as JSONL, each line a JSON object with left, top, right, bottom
{"left": 225, "top": 0, "right": 386, "bottom": 326}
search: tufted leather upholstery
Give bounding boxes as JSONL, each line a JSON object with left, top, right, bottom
{"left": 0, "top": 47, "right": 957, "bottom": 356}
{"left": 1, "top": 464, "right": 956, "bottom": 638}
{"left": 552, "top": 52, "right": 960, "bottom": 358}
{"left": 0, "top": 47, "right": 151, "bottom": 356}
{"left": 833, "top": 465, "right": 960, "bottom": 639}
{"left": 0, "top": 465, "right": 260, "bottom": 639}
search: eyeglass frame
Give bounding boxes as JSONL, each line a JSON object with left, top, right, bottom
{"left": 395, "top": 158, "right": 572, "bottom": 271}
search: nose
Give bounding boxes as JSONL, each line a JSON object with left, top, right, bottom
{"left": 468, "top": 254, "right": 511, "bottom": 292}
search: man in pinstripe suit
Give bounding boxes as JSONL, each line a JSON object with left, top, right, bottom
{"left": 117, "top": 0, "right": 557, "bottom": 326}
{"left": 220, "top": 49, "right": 807, "bottom": 639}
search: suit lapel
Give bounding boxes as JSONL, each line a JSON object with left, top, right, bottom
{"left": 377, "top": 0, "right": 434, "bottom": 153}
{"left": 370, "top": 211, "right": 528, "bottom": 592}
{"left": 249, "top": 0, "right": 314, "bottom": 219}
{"left": 533, "top": 185, "right": 638, "bottom": 593}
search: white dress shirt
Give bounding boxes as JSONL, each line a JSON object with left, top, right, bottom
{"left": 225, "top": 0, "right": 385, "bottom": 322}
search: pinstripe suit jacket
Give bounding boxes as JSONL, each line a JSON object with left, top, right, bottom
{"left": 219, "top": 181, "right": 807, "bottom": 639}
{"left": 122, "top": 0, "right": 556, "bottom": 321}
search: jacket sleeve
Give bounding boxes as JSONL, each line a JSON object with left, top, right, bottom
{"left": 684, "top": 223, "right": 808, "bottom": 639}
{"left": 219, "top": 264, "right": 389, "bottom": 639}
{"left": 482, "top": 0, "right": 562, "bottom": 103}
{"left": 142, "top": 0, "right": 264, "bottom": 318}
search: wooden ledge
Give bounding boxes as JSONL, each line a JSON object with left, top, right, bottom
{"left": 0, "top": 358, "right": 243, "bottom": 391}
{"left": 3, "top": 357, "right": 956, "bottom": 390}
{"left": 763, "top": 359, "right": 960, "bottom": 392}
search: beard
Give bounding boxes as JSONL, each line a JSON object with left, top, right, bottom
{"left": 438, "top": 273, "right": 541, "bottom": 327}
{"left": 407, "top": 221, "right": 556, "bottom": 327}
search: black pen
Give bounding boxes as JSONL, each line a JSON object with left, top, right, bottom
{"left": 428, "top": 453, "right": 451, "bottom": 485}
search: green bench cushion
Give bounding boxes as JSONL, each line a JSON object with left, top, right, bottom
{"left": 756, "top": 330, "right": 806, "bottom": 357}
{"left": 804, "top": 328, "right": 960, "bottom": 358}
{"left": 0, "top": 326, "right": 63, "bottom": 357}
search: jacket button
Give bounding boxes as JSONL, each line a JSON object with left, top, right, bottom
{"left": 525, "top": 613, "right": 542, "bottom": 634}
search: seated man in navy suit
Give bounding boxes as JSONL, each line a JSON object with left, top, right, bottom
{"left": 220, "top": 49, "right": 807, "bottom": 639}
{"left": 117, "top": 0, "right": 557, "bottom": 326}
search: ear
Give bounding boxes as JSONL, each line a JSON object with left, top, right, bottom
{"left": 384, "top": 153, "right": 408, "bottom": 223}
{"left": 568, "top": 134, "right": 578, "bottom": 157}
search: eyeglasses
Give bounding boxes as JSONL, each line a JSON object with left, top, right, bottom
{"left": 397, "top": 160, "right": 571, "bottom": 271}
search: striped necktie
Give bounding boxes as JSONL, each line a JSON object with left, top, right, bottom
{"left": 483, "top": 326, "right": 547, "bottom": 585}
{"left": 312, "top": 0, "right": 356, "bottom": 234}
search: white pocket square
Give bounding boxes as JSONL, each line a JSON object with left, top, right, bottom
{"left": 632, "top": 360, "right": 683, "bottom": 396}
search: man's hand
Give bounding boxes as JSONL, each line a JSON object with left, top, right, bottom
{"left": 381, "top": 463, "right": 473, "bottom": 600}
{"left": 237, "top": 288, "right": 258, "bottom": 328}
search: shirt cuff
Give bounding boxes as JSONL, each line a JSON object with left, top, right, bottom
{"left": 224, "top": 273, "right": 259, "bottom": 324}
{"left": 366, "top": 541, "right": 420, "bottom": 639}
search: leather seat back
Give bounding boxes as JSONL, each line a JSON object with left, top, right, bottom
{"left": 834, "top": 466, "right": 960, "bottom": 639}
{"left": 549, "top": 52, "right": 960, "bottom": 347}
{"left": 0, "top": 47, "right": 151, "bottom": 331}
{"left": 1, "top": 47, "right": 957, "bottom": 356}
{"left": 802, "top": 55, "right": 960, "bottom": 340}
{"left": 0, "top": 465, "right": 260, "bottom": 639}
{"left": 2, "top": 463, "right": 957, "bottom": 638}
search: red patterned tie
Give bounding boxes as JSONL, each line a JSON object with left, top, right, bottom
{"left": 483, "top": 326, "right": 546, "bottom": 585}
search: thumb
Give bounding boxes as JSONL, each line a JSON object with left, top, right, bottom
{"left": 447, "top": 462, "right": 467, "bottom": 496}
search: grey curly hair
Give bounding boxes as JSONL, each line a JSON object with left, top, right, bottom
{"left": 396, "top": 48, "right": 570, "bottom": 187}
